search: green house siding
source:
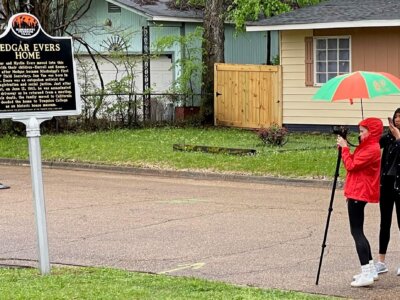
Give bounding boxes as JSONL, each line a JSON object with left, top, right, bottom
{"left": 224, "top": 25, "right": 266, "bottom": 64}
{"left": 75, "top": 0, "right": 148, "bottom": 54}
{"left": 76, "top": 0, "right": 276, "bottom": 59}
{"left": 224, "top": 28, "right": 279, "bottom": 64}
{"left": 73, "top": 0, "right": 277, "bottom": 100}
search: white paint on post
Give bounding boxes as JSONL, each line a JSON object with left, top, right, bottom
{"left": 14, "top": 116, "right": 51, "bottom": 275}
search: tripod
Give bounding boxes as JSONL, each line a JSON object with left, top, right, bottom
{"left": 315, "top": 147, "right": 342, "bottom": 285}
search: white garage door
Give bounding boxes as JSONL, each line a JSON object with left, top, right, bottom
{"left": 76, "top": 55, "right": 173, "bottom": 93}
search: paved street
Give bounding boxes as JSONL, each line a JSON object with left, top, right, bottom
{"left": 1, "top": 164, "right": 400, "bottom": 299}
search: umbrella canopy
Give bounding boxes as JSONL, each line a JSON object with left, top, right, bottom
{"left": 312, "top": 71, "right": 400, "bottom": 118}
{"left": 313, "top": 71, "right": 400, "bottom": 102}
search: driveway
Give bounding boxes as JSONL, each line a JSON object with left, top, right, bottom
{"left": 1, "top": 164, "right": 400, "bottom": 299}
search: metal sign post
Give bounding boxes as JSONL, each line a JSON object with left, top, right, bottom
{"left": 0, "top": 13, "right": 81, "bottom": 275}
{"left": 14, "top": 116, "right": 51, "bottom": 275}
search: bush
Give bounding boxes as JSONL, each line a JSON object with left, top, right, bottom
{"left": 257, "top": 123, "right": 288, "bottom": 146}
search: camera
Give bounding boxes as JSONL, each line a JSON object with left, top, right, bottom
{"left": 332, "top": 125, "right": 349, "bottom": 139}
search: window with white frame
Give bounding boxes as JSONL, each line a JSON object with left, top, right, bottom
{"left": 314, "top": 36, "right": 350, "bottom": 85}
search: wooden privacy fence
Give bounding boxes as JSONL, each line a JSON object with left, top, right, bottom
{"left": 214, "top": 63, "right": 282, "bottom": 128}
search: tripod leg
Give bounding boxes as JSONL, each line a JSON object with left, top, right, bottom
{"left": 316, "top": 147, "right": 342, "bottom": 285}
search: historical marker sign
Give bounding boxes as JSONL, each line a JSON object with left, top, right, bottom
{"left": 0, "top": 13, "right": 80, "bottom": 119}
{"left": 0, "top": 13, "right": 81, "bottom": 275}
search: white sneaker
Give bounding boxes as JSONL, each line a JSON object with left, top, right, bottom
{"left": 369, "top": 260, "right": 379, "bottom": 280}
{"left": 351, "top": 265, "right": 374, "bottom": 287}
{"left": 397, "top": 267, "right": 400, "bottom": 276}
{"left": 353, "top": 272, "right": 378, "bottom": 281}
{"left": 351, "top": 273, "right": 374, "bottom": 287}
{"left": 353, "top": 260, "right": 378, "bottom": 281}
{"left": 375, "top": 262, "right": 388, "bottom": 274}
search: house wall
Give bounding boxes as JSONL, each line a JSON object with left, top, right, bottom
{"left": 314, "top": 27, "right": 400, "bottom": 76}
{"left": 281, "top": 29, "right": 400, "bottom": 126}
{"left": 73, "top": 0, "right": 147, "bottom": 53}
{"left": 76, "top": 55, "right": 173, "bottom": 93}
{"left": 73, "top": 0, "right": 276, "bottom": 105}
{"left": 76, "top": 0, "right": 274, "bottom": 62}
{"left": 224, "top": 26, "right": 273, "bottom": 64}
{"left": 73, "top": 0, "right": 181, "bottom": 93}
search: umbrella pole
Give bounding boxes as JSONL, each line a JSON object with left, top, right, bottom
{"left": 315, "top": 147, "right": 342, "bottom": 285}
{"left": 361, "top": 98, "right": 364, "bottom": 119}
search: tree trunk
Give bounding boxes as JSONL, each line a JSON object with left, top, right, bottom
{"left": 201, "top": 0, "right": 224, "bottom": 124}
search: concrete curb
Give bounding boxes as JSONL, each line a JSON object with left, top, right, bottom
{"left": 0, "top": 158, "right": 342, "bottom": 189}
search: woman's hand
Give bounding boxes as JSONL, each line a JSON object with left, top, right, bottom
{"left": 388, "top": 117, "right": 400, "bottom": 140}
{"left": 337, "top": 136, "right": 348, "bottom": 148}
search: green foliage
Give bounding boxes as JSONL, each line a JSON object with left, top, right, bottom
{"left": 295, "top": 0, "right": 322, "bottom": 8}
{"left": 153, "top": 26, "right": 204, "bottom": 105}
{"left": 105, "top": 78, "right": 132, "bottom": 124}
{"left": 76, "top": 57, "right": 106, "bottom": 121}
{"left": 0, "top": 267, "right": 334, "bottom": 299}
{"left": 227, "top": 0, "right": 323, "bottom": 31}
{"left": 104, "top": 41, "right": 143, "bottom": 125}
{"left": 271, "top": 54, "right": 280, "bottom": 65}
{"left": 227, "top": 0, "right": 290, "bottom": 31}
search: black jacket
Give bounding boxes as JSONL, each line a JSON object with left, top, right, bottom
{"left": 380, "top": 132, "right": 400, "bottom": 191}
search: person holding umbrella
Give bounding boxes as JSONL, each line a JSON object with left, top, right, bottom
{"left": 376, "top": 108, "right": 400, "bottom": 276}
{"left": 337, "top": 117, "right": 383, "bottom": 287}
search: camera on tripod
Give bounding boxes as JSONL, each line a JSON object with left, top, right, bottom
{"left": 332, "top": 125, "right": 349, "bottom": 139}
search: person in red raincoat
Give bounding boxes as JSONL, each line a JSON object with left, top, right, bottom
{"left": 337, "top": 117, "right": 383, "bottom": 287}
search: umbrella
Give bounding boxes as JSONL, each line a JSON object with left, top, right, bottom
{"left": 312, "top": 71, "right": 400, "bottom": 119}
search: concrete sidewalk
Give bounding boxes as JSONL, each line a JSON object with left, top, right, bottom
{"left": 1, "top": 164, "right": 400, "bottom": 299}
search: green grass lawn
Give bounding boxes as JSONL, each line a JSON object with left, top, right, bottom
{"left": 0, "top": 127, "right": 350, "bottom": 179}
{"left": 0, "top": 267, "right": 334, "bottom": 300}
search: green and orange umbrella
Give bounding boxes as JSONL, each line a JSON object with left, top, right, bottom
{"left": 312, "top": 71, "right": 400, "bottom": 118}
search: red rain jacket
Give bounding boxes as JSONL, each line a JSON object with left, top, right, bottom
{"left": 342, "top": 117, "right": 383, "bottom": 203}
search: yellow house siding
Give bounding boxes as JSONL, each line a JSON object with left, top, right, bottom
{"left": 281, "top": 30, "right": 319, "bottom": 125}
{"left": 281, "top": 30, "right": 400, "bottom": 126}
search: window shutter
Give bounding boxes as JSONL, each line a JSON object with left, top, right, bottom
{"left": 305, "top": 37, "right": 313, "bottom": 86}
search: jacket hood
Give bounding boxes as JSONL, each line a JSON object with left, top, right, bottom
{"left": 359, "top": 117, "right": 383, "bottom": 142}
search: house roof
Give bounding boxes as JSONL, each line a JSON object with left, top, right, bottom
{"left": 107, "top": 0, "right": 203, "bottom": 22}
{"left": 246, "top": 0, "right": 400, "bottom": 31}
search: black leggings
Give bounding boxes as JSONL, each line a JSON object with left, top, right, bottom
{"left": 347, "top": 199, "right": 372, "bottom": 266}
{"left": 379, "top": 176, "right": 400, "bottom": 254}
